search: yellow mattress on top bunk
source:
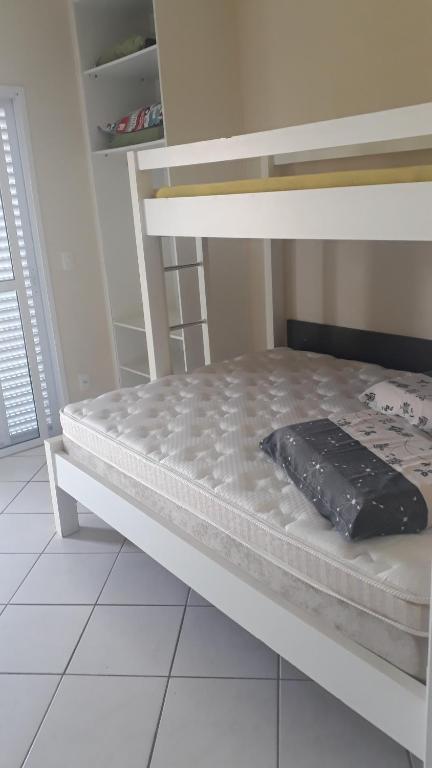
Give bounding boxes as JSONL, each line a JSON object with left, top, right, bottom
{"left": 155, "top": 163, "right": 432, "bottom": 198}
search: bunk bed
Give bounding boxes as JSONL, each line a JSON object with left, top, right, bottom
{"left": 46, "top": 102, "right": 432, "bottom": 765}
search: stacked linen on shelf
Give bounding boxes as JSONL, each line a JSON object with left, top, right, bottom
{"left": 99, "top": 103, "right": 163, "bottom": 148}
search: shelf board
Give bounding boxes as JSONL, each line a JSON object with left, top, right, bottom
{"left": 119, "top": 360, "right": 150, "bottom": 378}
{"left": 114, "top": 315, "right": 145, "bottom": 332}
{"left": 93, "top": 136, "right": 166, "bottom": 157}
{"left": 114, "top": 314, "right": 184, "bottom": 340}
{"left": 119, "top": 343, "right": 185, "bottom": 378}
{"left": 84, "top": 45, "right": 158, "bottom": 80}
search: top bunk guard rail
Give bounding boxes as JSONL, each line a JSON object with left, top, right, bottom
{"left": 137, "top": 102, "right": 432, "bottom": 170}
{"left": 133, "top": 102, "right": 432, "bottom": 243}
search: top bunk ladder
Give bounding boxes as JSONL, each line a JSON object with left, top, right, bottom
{"left": 127, "top": 152, "right": 211, "bottom": 381}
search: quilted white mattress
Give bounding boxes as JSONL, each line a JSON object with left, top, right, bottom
{"left": 61, "top": 348, "right": 432, "bottom": 638}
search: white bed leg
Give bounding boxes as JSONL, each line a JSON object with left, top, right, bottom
{"left": 45, "top": 437, "right": 79, "bottom": 537}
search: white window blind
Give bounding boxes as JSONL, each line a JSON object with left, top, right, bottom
{"left": 0, "top": 97, "right": 59, "bottom": 449}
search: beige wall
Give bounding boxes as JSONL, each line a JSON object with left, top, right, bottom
{"left": 0, "top": 0, "right": 115, "bottom": 401}
{"left": 156, "top": 0, "right": 241, "bottom": 145}
{"left": 155, "top": 0, "right": 255, "bottom": 361}
{"left": 234, "top": 0, "right": 432, "bottom": 342}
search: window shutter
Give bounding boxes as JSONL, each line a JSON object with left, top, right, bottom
{"left": 0, "top": 100, "right": 58, "bottom": 447}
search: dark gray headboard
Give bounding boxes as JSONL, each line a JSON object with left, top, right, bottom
{"left": 287, "top": 319, "right": 432, "bottom": 373}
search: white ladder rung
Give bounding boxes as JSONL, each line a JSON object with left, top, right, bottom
{"left": 164, "top": 262, "right": 203, "bottom": 272}
{"left": 169, "top": 319, "right": 207, "bottom": 332}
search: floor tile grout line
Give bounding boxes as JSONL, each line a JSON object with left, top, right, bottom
{"left": 19, "top": 543, "right": 125, "bottom": 768}
{"left": 69, "top": 673, "right": 283, "bottom": 680}
{"left": 0, "top": 487, "right": 30, "bottom": 515}
{"left": 0, "top": 671, "right": 286, "bottom": 680}
{"left": 0, "top": 461, "right": 47, "bottom": 515}
{"left": 1, "top": 471, "right": 56, "bottom": 605}
{"left": 10, "top": 550, "right": 125, "bottom": 555}
{"left": 9, "top": 602, "right": 194, "bottom": 607}
{"left": 27, "top": 461, "right": 48, "bottom": 481}
{"left": 1, "top": 522, "right": 57, "bottom": 746}
{"left": 62, "top": 546, "right": 125, "bottom": 676}
{"left": 19, "top": 674, "right": 64, "bottom": 768}
{"left": 5, "top": 533, "right": 57, "bottom": 607}
{"left": 146, "top": 588, "right": 191, "bottom": 768}
{"left": 2, "top": 549, "right": 184, "bottom": 553}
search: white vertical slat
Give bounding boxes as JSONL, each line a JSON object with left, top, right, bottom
{"left": 260, "top": 157, "right": 286, "bottom": 348}
{"left": 195, "top": 237, "right": 211, "bottom": 365}
{"left": 127, "top": 151, "right": 171, "bottom": 380}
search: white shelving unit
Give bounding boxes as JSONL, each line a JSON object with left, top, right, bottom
{"left": 70, "top": 0, "right": 201, "bottom": 388}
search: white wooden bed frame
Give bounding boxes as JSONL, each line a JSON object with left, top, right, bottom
{"left": 46, "top": 102, "right": 432, "bottom": 764}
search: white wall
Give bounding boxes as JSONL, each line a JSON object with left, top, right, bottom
{"left": 0, "top": 0, "right": 115, "bottom": 401}
{"left": 234, "top": 0, "right": 432, "bottom": 343}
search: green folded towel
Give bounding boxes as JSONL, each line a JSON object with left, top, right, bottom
{"left": 109, "top": 125, "right": 164, "bottom": 148}
{"left": 96, "top": 35, "right": 145, "bottom": 66}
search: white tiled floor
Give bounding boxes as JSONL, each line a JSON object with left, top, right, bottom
{"left": 5, "top": 482, "right": 53, "bottom": 514}
{"left": 0, "top": 448, "right": 416, "bottom": 767}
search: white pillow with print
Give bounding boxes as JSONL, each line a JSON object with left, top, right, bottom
{"left": 359, "top": 375, "right": 432, "bottom": 432}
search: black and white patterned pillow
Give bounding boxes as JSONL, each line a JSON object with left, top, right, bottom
{"left": 359, "top": 374, "right": 432, "bottom": 433}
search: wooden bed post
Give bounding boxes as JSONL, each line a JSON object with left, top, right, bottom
{"left": 45, "top": 437, "right": 79, "bottom": 537}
